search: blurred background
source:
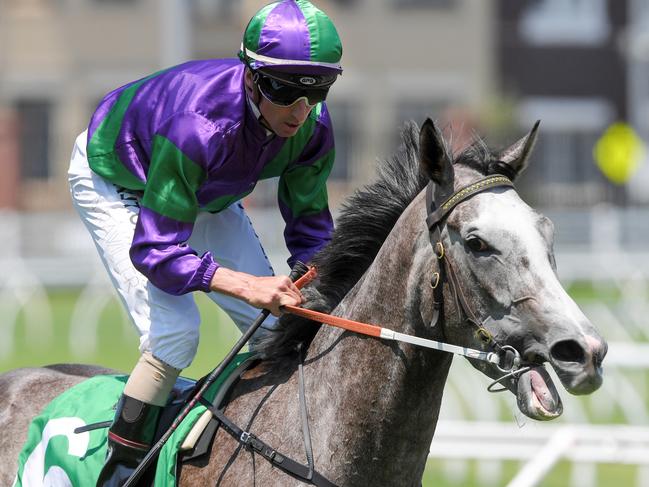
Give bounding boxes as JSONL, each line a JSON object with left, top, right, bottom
{"left": 1, "top": 0, "right": 649, "bottom": 486}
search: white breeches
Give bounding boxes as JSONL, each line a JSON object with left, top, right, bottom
{"left": 67, "top": 131, "right": 277, "bottom": 369}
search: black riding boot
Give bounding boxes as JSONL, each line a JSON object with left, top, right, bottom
{"left": 96, "top": 394, "right": 162, "bottom": 487}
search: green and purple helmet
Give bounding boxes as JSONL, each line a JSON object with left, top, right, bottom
{"left": 239, "top": 0, "right": 343, "bottom": 76}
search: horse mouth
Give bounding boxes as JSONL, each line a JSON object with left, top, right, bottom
{"left": 516, "top": 365, "right": 563, "bottom": 420}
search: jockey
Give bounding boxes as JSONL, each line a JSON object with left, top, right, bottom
{"left": 67, "top": 1, "right": 342, "bottom": 485}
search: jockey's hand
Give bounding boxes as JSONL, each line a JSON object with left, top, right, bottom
{"left": 209, "top": 267, "right": 304, "bottom": 316}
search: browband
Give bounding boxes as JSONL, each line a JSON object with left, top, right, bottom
{"left": 426, "top": 175, "right": 514, "bottom": 230}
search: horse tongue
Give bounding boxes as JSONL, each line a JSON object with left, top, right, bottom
{"left": 516, "top": 365, "right": 563, "bottom": 420}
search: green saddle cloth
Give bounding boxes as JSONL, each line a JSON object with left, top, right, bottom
{"left": 12, "top": 352, "right": 253, "bottom": 487}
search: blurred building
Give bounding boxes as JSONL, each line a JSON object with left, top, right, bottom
{"left": 0, "top": 0, "right": 495, "bottom": 212}
{"left": 0, "top": 0, "right": 184, "bottom": 211}
{"left": 498, "top": 0, "right": 625, "bottom": 207}
{"left": 2, "top": 0, "right": 647, "bottom": 211}
{"left": 1, "top": 0, "right": 648, "bottom": 281}
{"left": 626, "top": 0, "right": 649, "bottom": 205}
{"left": 497, "top": 0, "right": 649, "bottom": 208}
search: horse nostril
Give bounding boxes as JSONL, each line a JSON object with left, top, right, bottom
{"left": 550, "top": 340, "right": 586, "bottom": 365}
{"left": 587, "top": 336, "right": 608, "bottom": 369}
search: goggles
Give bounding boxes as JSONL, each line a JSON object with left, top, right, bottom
{"left": 253, "top": 69, "right": 337, "bottom": 107}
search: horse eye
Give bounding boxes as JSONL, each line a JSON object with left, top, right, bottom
{"left": 466, "top": 237, "right": 489, "bottom": 253}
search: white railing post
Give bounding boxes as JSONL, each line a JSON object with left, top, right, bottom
{"left": 506, "top": 427, "right": 575, "bottom": 487}
{"left": 570, "top": 462, "right": 596, "bottom": 487}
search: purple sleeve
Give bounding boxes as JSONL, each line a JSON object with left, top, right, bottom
{"left": 130, "top": 208, "right": 220, "bottom": 295}
{"left": 280, "top": 107, "right": 335, "bottom": 267}
{"left": 129, "top": 113, "right": 223, "bottom": 296}
{"left": 284, "top": 208, "right": 334, "bottom": 268}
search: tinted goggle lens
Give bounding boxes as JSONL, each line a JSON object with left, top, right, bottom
{"left": 256, "top": 74, "right": 330, "bottom": 107}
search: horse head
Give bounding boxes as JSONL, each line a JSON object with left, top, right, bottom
{"left": 419, "top": 118, "right": 607, "bottom": 421}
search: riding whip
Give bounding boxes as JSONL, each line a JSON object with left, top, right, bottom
{"left": 123, "top": 261, "right": 314, "bottom": 487}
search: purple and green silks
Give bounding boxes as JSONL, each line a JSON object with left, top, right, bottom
{"left": 87, "top": 59, "right": 335, "bottom": 296}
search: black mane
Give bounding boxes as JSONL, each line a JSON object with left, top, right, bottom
{"left": 257, "top": 121, "right": 494, "bottom": 359}
{"left": 454, "top": 136, "right": 492, "bottom": 175}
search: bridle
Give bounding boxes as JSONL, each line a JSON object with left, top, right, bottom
{"left": 281, "top": 174, "right": 536, "bottom": 392}
{"left": 425, "top": 173, "right": 537, "bottom": 391}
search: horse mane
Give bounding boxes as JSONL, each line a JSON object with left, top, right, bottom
{"left": 454, "top": 133, "right": 493, "bottom": 176}
{"left": 257, "top": 121, "right": 493, "bottom": 359}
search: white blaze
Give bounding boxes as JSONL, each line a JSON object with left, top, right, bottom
{"left": 469, "top": 191, "right": 588, "bottom": 333}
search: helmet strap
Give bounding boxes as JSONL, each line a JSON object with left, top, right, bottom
{"left": 244, "top": 68, "right": 275, "bottom": 136}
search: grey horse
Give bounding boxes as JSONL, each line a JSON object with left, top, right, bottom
{"left": 0, "top": 119, "right": 607, "bottom": 486}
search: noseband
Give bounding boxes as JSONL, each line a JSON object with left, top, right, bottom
{"left": 425, "top": 175, "right": 531, "bottom": 389}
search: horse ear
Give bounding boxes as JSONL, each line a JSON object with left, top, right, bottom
{"left": 494, "top": 120, "right": 540, "bottom": 180}
{"left": 419, "top": 118, "right": 453, "bottom": 187}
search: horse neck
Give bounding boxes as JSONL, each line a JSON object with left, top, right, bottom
{"left": 304, "top": 193, "right": 453, "bottom": 485}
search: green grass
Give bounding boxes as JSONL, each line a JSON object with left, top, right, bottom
{"left": 565, "top": 281, "right": 623, "bottom": 303}
{"left": 422, "top": 460, "right": 638, "bottom": 487}
{"left": 1, "top": 289, "right": 238, "bottom": 378}
{"left": 0, "top": 287, "right": 639, "bottom": 487}
{"left": 565, "top": 280, "right": 649, "bottom": 304}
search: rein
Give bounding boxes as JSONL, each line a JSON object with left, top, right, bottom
{"left": 282, "top": 304, "right": 505, "bottom": 367}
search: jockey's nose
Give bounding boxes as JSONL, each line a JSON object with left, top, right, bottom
{"left": 291, "top": 99, "right": 312, "bottom": 120}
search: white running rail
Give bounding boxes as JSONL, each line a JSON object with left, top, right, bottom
{"left": 429, "top": 422, "right": 649, "bottom": 486}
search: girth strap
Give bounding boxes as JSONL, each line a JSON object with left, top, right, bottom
{"left": 298, "top": 344, "right": 315, "bottom": 481}
{"left": 198, "top": 397, "right": 338, "bottom": 487}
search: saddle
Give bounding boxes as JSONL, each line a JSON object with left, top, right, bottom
{"left": 178, "top": 354, "right": 338, "bottom": 487}
{"left": 143, "top": 356, "right": 260, "bottom": 484}
{"left": 77, "top": 353, "right": 336, "bottom": 486}
{"left": 173, "top": 356, "right": 259, "bottom": 462}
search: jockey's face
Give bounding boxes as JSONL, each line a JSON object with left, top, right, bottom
{"left": 245, "top": 68, "right": 313, "bottom": 138}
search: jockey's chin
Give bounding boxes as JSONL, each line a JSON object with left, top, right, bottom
{"left": 276, "top": 119, "right": 305, "bottom": 137}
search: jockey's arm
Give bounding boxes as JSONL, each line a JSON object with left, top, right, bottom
{"left": 209, "top": 267, "right": 303, "bottom": 316}
{"left": 278, "top": 104, "right": 336, "bottom": 268}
